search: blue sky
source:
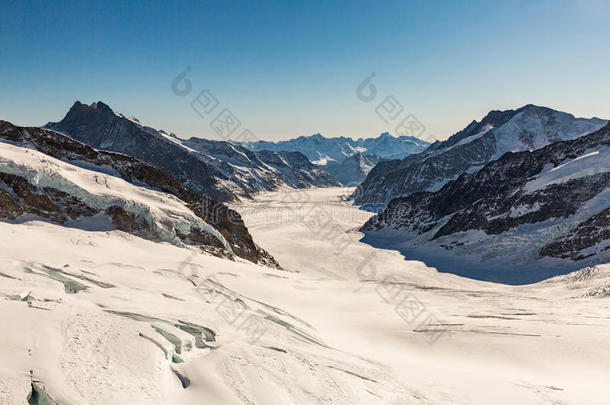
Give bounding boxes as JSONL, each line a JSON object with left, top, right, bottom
{"left": 1, "top": 0, "right": 609, "bottom": 141}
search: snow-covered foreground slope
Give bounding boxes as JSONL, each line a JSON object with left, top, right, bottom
{"left": 0, "top": 221, "right": 417, "bottom": 404}
{"left": 1, "top": 188, "right": 610, "bottom": 404}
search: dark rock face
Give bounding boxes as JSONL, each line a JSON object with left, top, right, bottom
{"left": 540, "top": 207, "right": 610, "bottom": 261}
{"left": 358, "top": 133, "right": 497, "bottom": 205}
{"left": 0, "top": 120, "right": 279, "bottom": 268}
{"left": 0, "top": 120, "right": 187, "bottom": 196}
{"left": 426, "top": 108, "right": 519, "bottom": 152}
{"left": 352, "top": 158, "right": 402, "bottom": 210}
{"left": 0, "top": 172, "right": 97, "bottom": 223}
{"left": 362, "top": 123, "right": 610, "bottom": 267}
{"left": 0, "top": 189, "right": 22, "bottom": 218}
{"left": 45, "top": 101, "right": 228, "bottom": 200}
{"left": 353, "top": 105, "right": 606, "bottom": 206}
{"left": 44, "top": 101, "right": 339, "bottom": 202}
{"left": 433, "top": 172, "right": 610, "bottom": 239}
{"left": 106, "top": 205, "right": 151, "bottom": 234}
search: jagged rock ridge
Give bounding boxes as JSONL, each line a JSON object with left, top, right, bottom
{"left": 44, "top": 101, "right": 339, "bottom": 202}
{"left": 353, "top": 105, "right": 607, "bottom": 207}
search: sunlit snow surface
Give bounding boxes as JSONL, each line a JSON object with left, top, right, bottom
{"left": 0, "top": 188, "right": 609, "bottom": 404}
{"left": 0, "top": 142, "right": 231, "bottom": 252}
{"left": 523, "top": 147, "right": 610, "bottom": 192}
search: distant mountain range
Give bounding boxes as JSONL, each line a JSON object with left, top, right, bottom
{"left": 44, "top": 101, "right": 339, "bottom": 202}
{"left": 353, "top": 105, "right": 607, "bottom": 208}
{"left": 362, "top": 121, "right": 610, "bottom": 283}
{"left": 241, "top": 132, "right": 430, "bottom": 165}
{"left": 3, "top": 99, "right": 608, "bottom": 282}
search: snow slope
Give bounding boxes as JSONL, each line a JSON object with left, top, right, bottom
{"left": 0, "top": 141, "right": 230, "bottom": 251}
{"left": 1, "top": 187, "right": 610, "bottom": 404}
{"left": 361, "top": 123, "right": 610, "bottom": 283}
{"left": 239, "top": 188, "right": 610, "bottom": 405}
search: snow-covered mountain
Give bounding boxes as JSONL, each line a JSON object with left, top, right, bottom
{"left": 361, "top": 122, "right": 610, "bottom": 283}
{"left": 0, "top": 120, "right": 279, "bottom": 267}
{"left": 44, "top": 102, "right": 339, "bottom": 202}
{"left": 242, "top": 132, "right": 429, "bottom": 165}
{"left": 320, "top": 153, "right": 383, "bottom": 185}
{"left": 353, "top": 105, "right": 607, "bottom": 207}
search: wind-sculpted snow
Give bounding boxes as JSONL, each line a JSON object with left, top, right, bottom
{"left": 354, "top": 105, "right": 607, "bottom": 206}
{"left": 362, "top": 123, "right": 610, "bottom": 283}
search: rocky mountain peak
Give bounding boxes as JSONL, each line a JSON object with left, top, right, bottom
{"left": 44, "top": 101, "right": 339, "bottom": 201}
{"left": 91, "top": 100, "right": 112, "bottom": 111}
{"left": 60, "top": 100, "right": 120, "bottom": 127}
{"left": 353, "top": 105, "right": 607, "bottom": 207}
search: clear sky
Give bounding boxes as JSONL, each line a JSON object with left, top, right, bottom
{"left": 1, "top": 0, "right": 609, "bottom": 142}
